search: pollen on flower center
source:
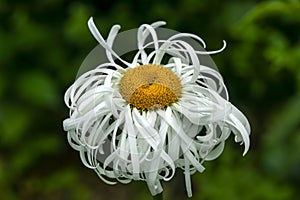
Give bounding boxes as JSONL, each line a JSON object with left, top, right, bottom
{"left": 119, "top": 65, "right": 182, "bottom": 110}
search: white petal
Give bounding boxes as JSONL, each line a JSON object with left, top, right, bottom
{"left": 204, "top": 141, "right": 225, "bottom": 161}
{"left": 184, "top": 156, "right": 192, "bottom": 198}
{"left": 124, "top": 106, "right": 140, "bottom": 178}
{"left": 106, "top": 24, "right": 121, "bottom": 64}
{"left": 87, "top": 17, "right": 132, "bottom": 67}
{"left": 227, "top": 113, "right": 250, "bottom": 156}
{"left": 132, "top": 109, "right": 160, "bottom": 150}
{"left": 145, "top": 174, "right": 163, "bottom": 196}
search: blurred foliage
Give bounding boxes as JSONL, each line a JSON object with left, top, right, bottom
{"left": 0, "top": 0, "right": 299, "bottom": 199}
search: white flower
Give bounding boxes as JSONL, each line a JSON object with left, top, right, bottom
{"left": 63, "top": 17, "right": 250, "bottom": 198}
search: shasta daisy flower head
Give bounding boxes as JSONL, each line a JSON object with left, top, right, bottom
{"left": 63, "top": 17, "right": 250, "bottom": 198}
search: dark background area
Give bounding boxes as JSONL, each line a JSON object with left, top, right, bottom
{"left": 0, "top": 0, "right": 299, "bottom": 199}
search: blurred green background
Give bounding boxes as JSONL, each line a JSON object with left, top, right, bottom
{"left": 0, "top": 0, "right": 299, "bottom": 199}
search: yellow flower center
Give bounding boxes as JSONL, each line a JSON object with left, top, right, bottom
{"left": 119, "top": 65, "right": 182, "bottom": 111}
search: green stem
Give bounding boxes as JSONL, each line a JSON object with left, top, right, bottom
{"left": 153, "top": 193, "right": 163, "bottom": 200}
